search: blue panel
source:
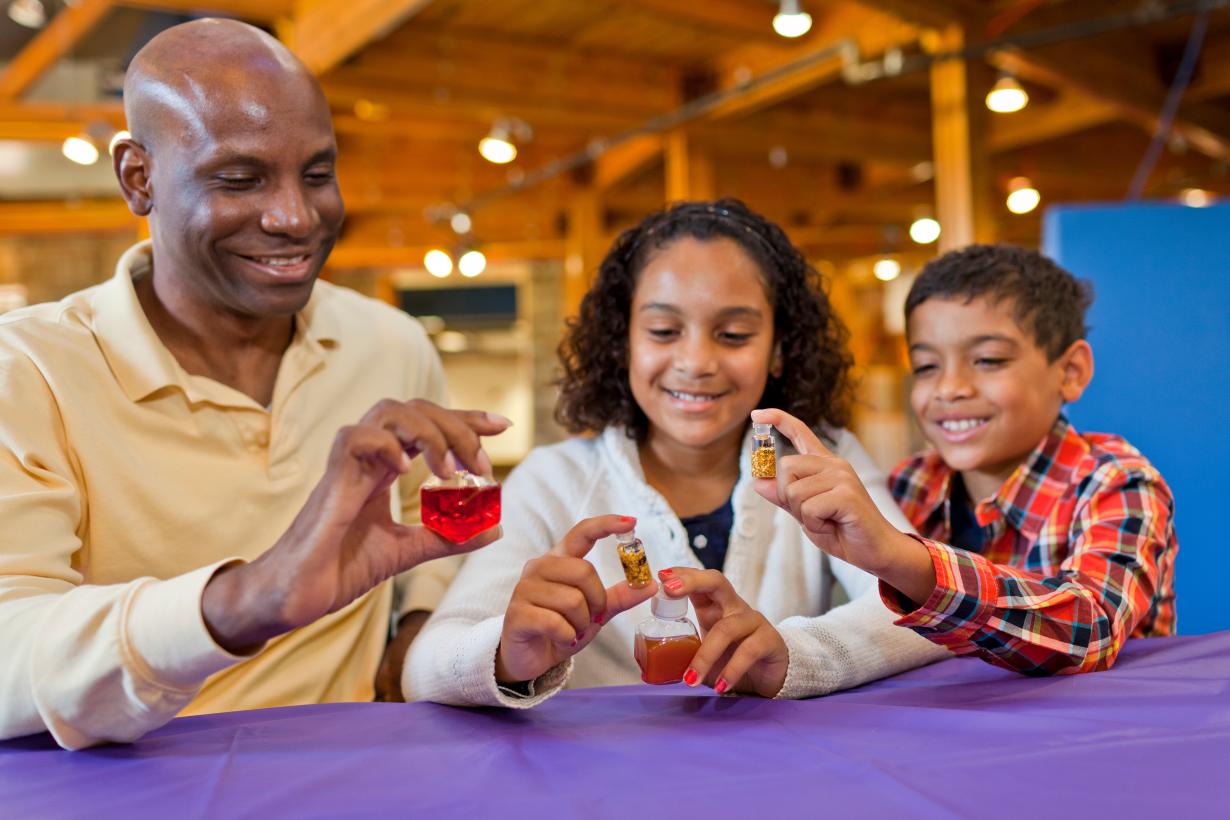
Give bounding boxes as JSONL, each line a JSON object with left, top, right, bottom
{"left": 1044, "top": 201, "right": 1230, "bottom": 634}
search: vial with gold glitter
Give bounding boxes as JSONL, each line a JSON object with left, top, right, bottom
{"left": 751, "top": 422, "right": 776, "bottom": 479}
{"left": 616, "top": 530, "right": 652, "bottom": 589}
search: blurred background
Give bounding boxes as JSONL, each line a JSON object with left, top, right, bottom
{"left": 1, "top": 0, "right": 1228, "bottom": 471}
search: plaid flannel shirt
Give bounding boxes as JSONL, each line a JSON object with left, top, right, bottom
{"left": 884, "top": 415, "right": 1177, "bottom": 675}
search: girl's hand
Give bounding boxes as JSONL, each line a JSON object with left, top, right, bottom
{"left": 496, "top": 515, "right": 658, "bottom": 684}
{"left": 659, "top": 567, "right": 788, "bottom": 698}
{"left": 750, "top": 408, "right": 937, "bottom": 604}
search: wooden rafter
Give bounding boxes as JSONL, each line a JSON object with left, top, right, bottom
{"left": 283, "top": 0, "right": 435, "bottom": 76}
{"left": 0, "top": 0, "right": 114, "bottom": 100}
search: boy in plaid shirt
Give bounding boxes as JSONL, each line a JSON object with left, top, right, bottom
{"left": 754, "top": 244, "right": 1176, "bottom": 675}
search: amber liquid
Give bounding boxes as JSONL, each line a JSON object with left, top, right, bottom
{"left": 634, "top": 634, "right": 702, "bottom": 685}
{"left": 420, "top": 485, "right": 501, "bottom": 543}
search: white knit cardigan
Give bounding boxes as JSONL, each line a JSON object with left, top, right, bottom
{"left": 405, "top": 426, "right": 949, "bottom": 706}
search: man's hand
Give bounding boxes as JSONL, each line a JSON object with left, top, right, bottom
{"left": 495, "top": 515, "right": 658, "bottom": 685}
{"left": 750, "top": 408, "right": 936, "bottom": 604}
{"left": 659, "top": 567, "right": 788, "bottom": 698}
{"left": 202, "top": 400, "right": 510, "bottom": 654}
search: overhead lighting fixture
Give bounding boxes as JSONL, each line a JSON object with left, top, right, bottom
{"left": 909, "top": 217, "right": 941, "bottom": 245}
{"left": 450, "top": 211, "right": 473, "bottom": 235}
{"left": 772, "top": 0, "right": 812, "bottom": 38}
{"left": 458, "top": 249, "right": 487, "bottom": 278}
{"left": 7, "top": 0, "right": 46, "bottom": 29}
{"left": 478, "top": 118, "right": 530, "bottom": 165}
{"left": 62, "top": 135, "right": 100, "bottom": 166}
{"left": 873, "top": 258, "right": 901, "bottom": 282}
{"left": 1006, "top": 176, "right": 1040, "bottom": 214}
{"left": 986, "top": 74, "right": 1029, "bottom": 113}
{"left": 1180, "top": 188, "right": 1214, "bottom": 208}
{"left": 424, "top": 249, "right": 453, "bottom": 278}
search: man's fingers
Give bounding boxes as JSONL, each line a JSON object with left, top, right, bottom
{"left": 750, "top": 408, "right": 833, "bottom": 457}
{"left": 551, "top": 514, "right": 638, "bottom": 559}
{"left": 409, "top": 523, "right": 503, "bottom": 566}
{"left": 361, "top": 400, "right": 510, "bottom": 478}
{"left": 658, "top": 567, "right": 746, "bottom": 614}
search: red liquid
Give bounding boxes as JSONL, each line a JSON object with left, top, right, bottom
{"left": 420, "top": 485, "right": 501, "bottom": 543}
{"left": 635, "top": 634, "right": 702, "bottom": 685}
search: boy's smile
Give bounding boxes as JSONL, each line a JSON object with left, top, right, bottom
{"left": 907, "top": 295, "right": 1092, "bottom": 502}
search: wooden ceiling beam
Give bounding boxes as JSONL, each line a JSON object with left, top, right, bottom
{"left": 0, "top": 101, "right": 126, "bottom": 142}
{"left": 0, "top": 0, "right": 114, "bottom": 101}
{"left": 116, "top": 0, "right": 293, "bottom": 22}
{"left": 283, "top": 0, "right": 435, "bottom": 76}
{"left": 0, "top": 199, "right": 137, "bottom": 236}
{"left": 616, "top": 0, "right": 779, "bottom": 39}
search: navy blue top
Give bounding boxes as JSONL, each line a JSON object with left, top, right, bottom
{"left": 680, "top": 496, "right": 735, "bottom": 571}
{"left": 947, "top": 475, "right": 987, "bottom": 554}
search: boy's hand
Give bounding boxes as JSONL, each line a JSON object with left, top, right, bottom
{"left": 659, "top": 567, "right": 788, "bottom": 698}
{"left": 496, "top": 515, "right": 658, "bottom": 685}
{"left": 750, "top": 408, "right": 937, "bottom": 604}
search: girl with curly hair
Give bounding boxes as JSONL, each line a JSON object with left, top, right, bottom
{"left": 408, "top": 199, "right": 946, "bottom": 705}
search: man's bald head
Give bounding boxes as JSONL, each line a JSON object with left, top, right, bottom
{"left": 123, "top": 18, "right": 324, "bottom": 152}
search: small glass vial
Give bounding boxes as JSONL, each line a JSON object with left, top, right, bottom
{"left": 616, "top": 530, "right": 651, "bottom": 589}
{"left": 751, "top": 422, "right": 776, "bottom": 479}
{"left": 634, "top": 591, "right": 701, "bottom": 685}
{"left": 420, "top": 470, "right": 501, "bottom": 544}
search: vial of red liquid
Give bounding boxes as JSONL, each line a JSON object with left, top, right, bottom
{"left": 420, "top": 470, "right": 501, "bottom": 544}
{"left": 634, "top": 591, "right": 701, "bottom": 685}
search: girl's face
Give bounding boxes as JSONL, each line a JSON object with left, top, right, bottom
{"left": 628, "top": 236, "right": 777, "bottom": 455}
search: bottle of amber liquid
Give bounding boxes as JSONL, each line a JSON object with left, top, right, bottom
{"left": 750, "top": 422, "right": 776, "bottom": 479}
{"left": 634, "top": 591, "right": 701, "bottom": 685}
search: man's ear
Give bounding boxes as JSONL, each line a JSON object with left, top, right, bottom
{"left": 1057, "top": 339, "right": 1094, "bottom": 403}
{"left": 113, "top": 137, "right": 153, "bottom": 217}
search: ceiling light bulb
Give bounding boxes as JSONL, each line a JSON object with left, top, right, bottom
{"left": 479, "top": 128, "right": 517, "bottom": 164}
{"left": 1006, "top": 177, "right": 1040, "bottom": 214}
{"left": 909, "top": 217, "right": 941, "bottom": 245}
{"left": 986, "top": 75, "right": 1029, "bottom": 113}
{"left": 873, "top": 258, "right": 901, "bottom": 282}
{"left": 424, "top": 249, "right": 453, "bottom": 278}
{"left": 772, "top": 0, "right": 812, "bottom": 38}
{"left": 450, "top": 211, "right": 473, "bottom": 234}
{"left": 62, "top": 135, "right": 99, "bottom": 166}
{"left": 458, "top": 250, "right": 486, "bottom": 278}
{"left": 7, "top": 0, "right": 46, "bottom": 29}
{"left": 1180, "top": 188, "right": 1213, "bottom": 208}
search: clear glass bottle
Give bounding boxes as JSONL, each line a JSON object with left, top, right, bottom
{"left": 751, "top": 422, "right": 776, "bottom": 478}
{"left": 420, "top": 470, "right": 501, "bottom": 544}
{"left": 616, "top": 529, "right": 651, "bottom": 589}
{"left": 634, "top": 591, "right": 701, "bottom": 685}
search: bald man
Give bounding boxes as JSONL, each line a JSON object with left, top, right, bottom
{"left": 0, "top": 19, "right": 502, "bottom": 749}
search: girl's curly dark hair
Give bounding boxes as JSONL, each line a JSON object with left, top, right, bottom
{"left": 555, "top": 198, "right": 853, "bottom": 440}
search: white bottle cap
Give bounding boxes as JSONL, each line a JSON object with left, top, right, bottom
{"left": 752, "top": 422, "right": 772, "bottom": 437}
{"left": 651, "top": 590, "right": 688, "bottom": 619}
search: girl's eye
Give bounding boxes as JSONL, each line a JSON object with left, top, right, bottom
{"left": 719, "top": 332, "right": 753, "bottom": 343}
{"left": 647, "top": 328, "right": 678, "bottom": 339}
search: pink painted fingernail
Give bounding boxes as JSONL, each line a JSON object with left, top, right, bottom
{"left": 683, "top": 668, "right": 699, "bottom": 687}
{"left": 665, "top": 579, "right": 684, "bottom": 593}
{"left": 715, "top": 678, "right": 729, "bottom": 695}
{"left": 618, "top": 515, "right": 637, "bottom": 524}
{"left": 593, "top": 610, "right": 606, "bottom": 625}
{"left": 570, "top": 639, "right": 578, "bottom": 648}
{"left": 658, "top": 568, "right": 674, "bottom": 578}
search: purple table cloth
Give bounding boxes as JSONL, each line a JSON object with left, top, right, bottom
{"left": 3, "top": 633, "right": 1229, "bottom": 818}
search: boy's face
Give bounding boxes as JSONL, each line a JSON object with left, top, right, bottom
{"left": 906, "top": 295, "right": 1092, "bottom": 497}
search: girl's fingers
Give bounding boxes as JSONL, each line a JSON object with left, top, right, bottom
{"left": 681, "top": 610, "right": 762, "bottom": 690}
{"left": 657, "top": 567, "right": 745, "bottom": 613}
{"left": 750, "top": 408, "right": 832, "bottom": 457}
{"left": 713, "top": 623, "right": 785, "bottom": 696}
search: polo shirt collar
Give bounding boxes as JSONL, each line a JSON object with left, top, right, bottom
{"left": 93, "top": 241, "right": 341, "bottom": 405}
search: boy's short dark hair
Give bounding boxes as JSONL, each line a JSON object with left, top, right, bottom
{"left": 905, "top": 244, "right": 1094, "bottom": 361}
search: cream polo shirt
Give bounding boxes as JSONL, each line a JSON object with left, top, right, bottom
{"left": 0, "top": 242, "right": 454, "bottom": 749}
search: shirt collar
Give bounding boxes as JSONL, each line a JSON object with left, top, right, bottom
{"left": 984, "top": 414, "right": 1086, "bottom": 537}
{"left": 92, "top": 241, "right": 341, "bottom": 405}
